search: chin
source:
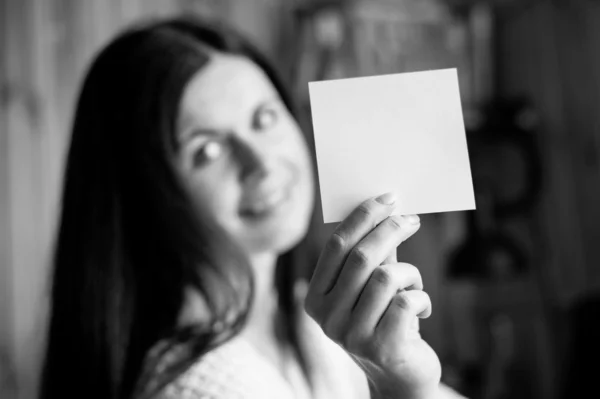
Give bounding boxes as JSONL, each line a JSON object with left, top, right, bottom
{"left": 272, "top": 219, "right": 311, "bottom": 253}
{"left": 243, "top": 211, "right": 311, "bottom": 255}
{"left": 239, "top": 195, "right": 314, "bottom": 255}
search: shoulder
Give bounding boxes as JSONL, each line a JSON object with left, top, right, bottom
{"left": 134, "top": 281, "right": 369, "bottom": 399}
{"left": 134, "top": 336, "right": 297, "bottom": 399}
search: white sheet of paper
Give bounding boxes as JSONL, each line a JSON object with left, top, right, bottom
{"left": 308, "top": 68, "right": 476, "bottom": 224}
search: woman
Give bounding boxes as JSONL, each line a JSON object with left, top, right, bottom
{"left": 39, "top": 16, "right": 465, "bottom": 399}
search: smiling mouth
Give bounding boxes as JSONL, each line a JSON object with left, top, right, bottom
{"left": 239, "top": 186, "right": 292, "bottom": 218}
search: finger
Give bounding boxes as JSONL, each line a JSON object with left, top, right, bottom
{"left": 383, "top": 249, "right": 396, "bottom": 265}
{"left": 382, "top": 215, "right": 419, "bottom": 265}
{"left": 410, "top": 318, "right": 421, "bottom": 339}
{"left": 309, "top": 193, "right": 398, "bottom": 296}
{"left": 327, "top": 215, "right": 420, "bottom": 306}
{"left": 350, "top": 263, "right": 423, "bottom": 335}
{"left": 376, "top": 290, "right": 432, "bottom": 342}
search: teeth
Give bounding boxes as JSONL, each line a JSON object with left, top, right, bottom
{"left": 248, "top": 189, "right": 286, "bottom": 215}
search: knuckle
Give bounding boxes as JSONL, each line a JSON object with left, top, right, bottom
{"left": 326, "top": 232, "right": 346, "bottom": 253}
{"left": 406, "top": 263, "right": 421, "bottom": 278}
{"left": 349, "top": 246, "right": 370, "bottom": 267}
{"left": 386, "top": 215, "right": 404, "bottom": 230}
{"left": 303, "top": 295, "right": 319, "bottom": 320}
{"left": 393, "top": 292, "right": 413, "bottom": 311}
{"left": 421, "top": 291, "right": 431, "bottom": 304}
{"left": 366, "top": 338, "right": 390, "bottom": 365}
{"left": 322, "top": 316, "right": 341, "bottom": 341}
{"left": 399, "top": 263, "right": 423, "bottom": 289}
{"left": 408, "top": 264, "right": 424, "bottom": 288}
{"left": 371, "top": 266, "right": 393, "bottom": 286}
{"left": 341, "top": 329, "right": 366, "bottom": 353}
{"left": 374, "top": 348, "right": 394, "bottom": 366}
{"left": 356, "top": 203, "right": 375, "bottom": 220}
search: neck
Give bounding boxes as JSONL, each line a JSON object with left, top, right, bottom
{"left": 245, "top": 252, "right": 279, "bottom": 334}
{"left": 243, "top": 252, "right": 302, "bottom": 377}
{"left": 177, "top": 251, "right": 280, "bottom": 333}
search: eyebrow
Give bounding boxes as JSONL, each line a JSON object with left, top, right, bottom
{"left": 180, "top": 128, "right": 223, "bottom": 147}
{"left": 179, "top": 96, "right": 281, "bottom": 145}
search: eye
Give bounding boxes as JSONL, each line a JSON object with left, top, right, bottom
{"left": 192, "top": 140, "right": 224, "bottom": 167}
{"left": 253, "top": 106, "right": 279, "bottom": 132}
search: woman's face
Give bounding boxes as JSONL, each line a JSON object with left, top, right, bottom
{"left": 174, "top": 52, "right": 315, "bottom": 256}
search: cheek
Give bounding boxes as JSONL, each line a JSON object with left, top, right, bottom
{"left": 289, "top": 129, "right": 315, "bottom": 188}
{"left": 284, "top": 128, "right": 316, "bottom": 213}
{"left": 280, "top": 118, "right": 311, "bottom": 164}
{"left": 185, "top": 170, "right": 241, "bottom": 226}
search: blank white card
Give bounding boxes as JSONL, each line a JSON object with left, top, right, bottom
{"left": 309, "top": 69, "right": 476, "bottom": 224}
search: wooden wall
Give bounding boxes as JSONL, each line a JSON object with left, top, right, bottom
{"left": 493, "top": 3, "right": 600, "bottom": 396}
{"left": 497, "top": 0, "right": 600, "bottom": 308}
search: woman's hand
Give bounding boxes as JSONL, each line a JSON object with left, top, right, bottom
{"left": 305, "top": 193, "right": 441, "bottom": 399}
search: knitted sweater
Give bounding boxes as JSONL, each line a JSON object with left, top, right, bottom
{"left": 133, "top": 285, "right": 467, "bottom": 399}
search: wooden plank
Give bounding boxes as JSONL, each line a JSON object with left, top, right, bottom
{"left": 228, "top": 0, "right": 275, "bottom": 57}
{"left": 0, "top": 0, "right": 18, "bottom": 396}
{"left": 151, "top": 0, "right": 180, "bottom": 18}
{"left": 27, "top": 2, "right": 65, "bottom": 399}
{"left": 5, "top": 0, "right": 46, "bottom": 396}
{"left": 571, "top": 1, "right": 600, "bottom": 291}
{"left": 539, "top": 3, "right": 600, "bottom": 304}
{"left": 582, "top": 4, "right": 600, "bottom": 289}
{"left": 498, "top": 2, "right": 589, "bottom": 308}
{"left": 2, "top": 0, "right": 68, "bottom": 397}
{"left": 90, "top": 0, "right": 113, "bottom": 50}
{"left": 115, "top": 0, "right": 142, "bottom": 27}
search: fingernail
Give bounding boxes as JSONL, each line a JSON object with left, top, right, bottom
{"left": 391, "top": 214, "right": 416, "bottom": 227}
{"left": 375, "top": 192, "right": 397, "bottom": 205}
{"left": 406, "top": 214, "right": 420, "bottom": 224}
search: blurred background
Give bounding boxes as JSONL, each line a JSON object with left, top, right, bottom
{"left": 1, "top": 0, "right": 599, "bottom": 398}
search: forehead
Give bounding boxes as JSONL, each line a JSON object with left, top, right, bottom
{"left": 177, "top": 53, "right": 278, "bottom": 133}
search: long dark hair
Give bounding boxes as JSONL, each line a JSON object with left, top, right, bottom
{"left": 39, "top": 16, "right": 315, "bottom": 399}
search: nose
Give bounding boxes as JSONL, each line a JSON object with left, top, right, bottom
{"left": 233, "top": 136, "right": 273, "bottom": 185}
